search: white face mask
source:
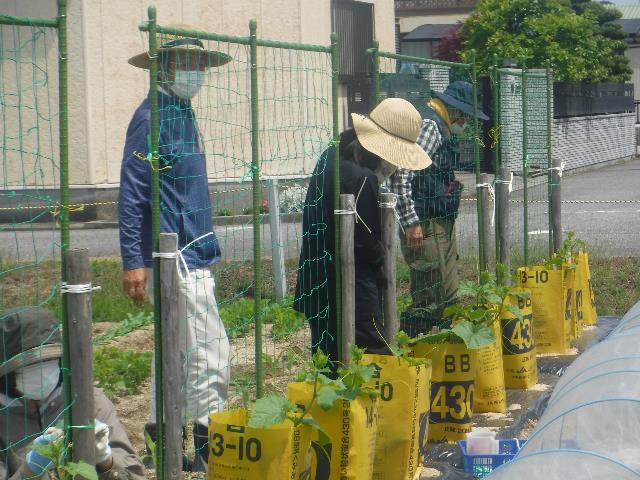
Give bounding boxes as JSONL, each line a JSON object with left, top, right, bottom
{"left": 15, "top": 360, "right": 60, "bottom": 400}
{"left": 169, "top": 69, "right": 206, "bottom": 99}
{"left": 375, "top": 159, "right": 397, "bottom": 184}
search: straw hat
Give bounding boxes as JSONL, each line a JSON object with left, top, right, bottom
{"left": 129, "top": 24, "right": 232, "bottom": 70}
{"left": 351, "top": 98, "right": 432, "bottom": 171}
{"left": 0, "top": 308, "right": 62, "bottom": 376}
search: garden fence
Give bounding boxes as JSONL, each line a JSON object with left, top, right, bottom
{"left": 139, "top": 8, "right": 340, "bottom": 476}
{"left": 0, "top": 0, "right": 82, "bottom": 473}
{"left": 1, "top": 4, "right": 559, "bottom": 479}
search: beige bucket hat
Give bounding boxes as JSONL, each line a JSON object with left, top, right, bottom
{"left": 129, "top": 24, "right": 232, "bottom": 70}
{"left": 351, "top": 98, "right": 432, "bottom": 171}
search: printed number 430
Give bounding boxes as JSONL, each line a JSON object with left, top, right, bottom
{"left": 430, "top": 383, "right": 474, "bottom": 423}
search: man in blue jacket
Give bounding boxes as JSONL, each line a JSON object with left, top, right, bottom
{"left": 119, "top": 27, "right": 231, "bottom": 471}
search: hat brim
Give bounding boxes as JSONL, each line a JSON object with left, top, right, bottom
{"left": 0, "top": 344, "right": 62, "bottom": 377}
{"left": 351, "top": 113, "right": 432, "bottom": 171}
{"left": 435, "top": 91, "right": 489, "bottom": 121}
{"left": 128, "top": 47, "right": 232, "bottom": 70}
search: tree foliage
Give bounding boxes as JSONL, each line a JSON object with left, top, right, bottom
{"left": 460, "top": 0, "right": 630, "bottom": 83}
{"left": 561, "top": 0, "right": 631, "bottom": 82}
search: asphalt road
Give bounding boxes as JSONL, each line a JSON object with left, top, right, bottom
{"left": 2, "top": 159, "right": 639, "bottom": 262}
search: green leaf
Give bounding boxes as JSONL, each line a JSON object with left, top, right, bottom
{"left": 312, "top": 350, "right": 329, "bottom": 370}
{"left": 442, "top": 305, "right": 464, "bottom": 319}
{"left": 248, "top": 395, "right": 295, "bottom": 428}
{"left": 336, "top": 387, "right": 359, "bottom": 401}
{"left": 505, "top": 304, "right": 524, "bottom": 321}
{"left": 485, "top": 293, "right": 503, "bottom": 305}
{"left": 33, "top": 442, "right": 58, "bottom": 462}
{"left": 452, "top": 321, "right": 496, "bottom": 349}
{"left": 457, "top": 281, "right": 479, "bottom": 298}
{"left": 413, "top": 330, "right": 453, "bottom": 344}
{"left": 511, "top": 290, "right": 531, "bottom": 300}
{"left": 316, "top": 387, "right": 339, "bottom": 411}
{"left": 348, "top": 344, "right": 366, "bottom": 364}
{"left": 64, "top": 462, "right": 98, "bottom": 480}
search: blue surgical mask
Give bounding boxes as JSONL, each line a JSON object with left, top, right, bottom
{"left": 170, "top": 69, "right": 206, "bottom": 99}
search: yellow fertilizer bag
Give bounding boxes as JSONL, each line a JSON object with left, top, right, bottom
{"left": 362, "top": 354, "right": 432, "bottom": 480}
{"left": 287, "top": 382, "right": 378, "bottom": 480}
{"left": 474, "top": 319, "right": 506, "bottom": 413}
{"left": 562, "top": 263, "right": 579, "bottom": 340}
{"left": 412, "top": 341, "right": 475, "bottom": 443}
{"left": 576, "top": 251, "right": 597, "bottom": 326}
{"left": 208, "top": 409, "right": 313, "bottom": 479}
{"left": 569, "top": 260, "right": 584, "bottom": 339}
{"left": 518, "top": 265, "right": 573, "bottom": 354}
{"left": 501, "top": 288, "right": 538, "bottom": 389}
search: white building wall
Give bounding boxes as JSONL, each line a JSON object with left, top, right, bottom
{"left": 1, "top": 0, "right": 395, "bottom": 187}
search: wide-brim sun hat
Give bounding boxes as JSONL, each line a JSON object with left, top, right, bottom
{"left": 129, "top": 24, "right": 232, "bottom": 70}
{"left": 0, "top": 308, "right": 62, "bottom": 376}
{"left": 435, "top": 80, "right": 489, "bottom": 121}
{"left": 351, "top": 98, "right": 432, "bottom": 171}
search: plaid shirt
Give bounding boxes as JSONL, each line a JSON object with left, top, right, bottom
{"left": 389, "top": 118, "right": 443, "bottom": 227}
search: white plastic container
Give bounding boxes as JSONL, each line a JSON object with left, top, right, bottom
{"left": 466, "top": 430, "right": 499, "bottom": 455}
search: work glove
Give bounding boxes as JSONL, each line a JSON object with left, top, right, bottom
{"left": 25, "top": 427, "right": 63, "bottom": 476}
{"left": 94, "top": 419, "right": 112, "bottom": 465}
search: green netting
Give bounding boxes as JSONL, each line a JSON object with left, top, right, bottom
{"left": 0, "top": 18, "right": 75, "bottom": 478}
{"left": 374, "top": 52, "right": 482, "bottom": 334}
{"left": 497, "top": 68, "right": 552, "bottom": 266}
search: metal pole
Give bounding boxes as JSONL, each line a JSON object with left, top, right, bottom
{"left": 371, "top": 39, "right": 381, "bottom": 106}
{"left": 65, "top": 249, "right": 96, "bottom": 468}
{"left": 497, "top": 167, "right": 511, "bottom": 281}
{"left": 249, "top": 19, "right": 264, "bottom": 397}
{"left": 159, "top": 234, "right": 183, "bottom": 480}
{"left": 521, "top": 58, "right": 529, "bottom": 266}
{"left": 492, "top": 54, "right": 501, "bottom": 267}
{"left": 340, "top": 194, "right": 355, "bottom": 365}
{"left": 480, "top": 173, "right": 494, "bottom": 270}
{"left": 57, "top": 0, "right": 74, "bottom": 462}
{"left": 380, "top": 192, "right": 398, "bottom": 340}
{"left": 146, "top": 6, "right": 165, "bottom": 478}
{"left": 331, "top": 32, "right": 343, "bottom": 364}
{"left": 471, "top": 51, "right": 485, "bottom": 272}
{"left": 268, "top": 179, "right": 287, "bottom": 302}
{"left": 546, "top": 67, "right": 555, "bottom": 257}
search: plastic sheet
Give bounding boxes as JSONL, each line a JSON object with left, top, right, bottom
{"left": 517, "top": 399, "right": 640, "bottom": 472}
{"left": 486, "top": 450, "right": 640, "bottom": 479}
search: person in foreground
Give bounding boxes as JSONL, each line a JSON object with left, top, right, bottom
{"left": 293, "top": 98, "right": 432, "bottom": 368}
{"left": 0, "top": 307, "right": 145, "bottom": 480}
{"left": 119, "top": 25, "right": 232, "bottom": 471}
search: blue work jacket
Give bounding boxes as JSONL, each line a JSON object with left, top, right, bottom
{"left": 118, "top": 90, "right": 221, "bottom": 270}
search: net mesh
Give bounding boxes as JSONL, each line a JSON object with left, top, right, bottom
{"left": 497, "top": 68, "right": 552, "bottom": 266}
{"left": 137, "top": 29, "right": 335, "bottom": 463}
{"left": 0, "top": 21, "right": 72, "bottom": 472}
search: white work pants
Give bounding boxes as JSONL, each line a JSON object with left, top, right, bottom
{"left": 147, "top": 267, "right": 230, "bottom": 427}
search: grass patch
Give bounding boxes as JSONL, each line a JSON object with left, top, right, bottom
{"left": 589, "top": 256, "right": 640, "bottom": 316}
{"left": 219, "top": 296, "right": 305, "bottom": 340}
{"left": 89, "top": 259, "right": 152, "bottom": 321}
{"left": 93, "top": 311, "right": 153, "bottom": 345}
{"left": 93, "top": 346, "right": 152, "bottom": 398}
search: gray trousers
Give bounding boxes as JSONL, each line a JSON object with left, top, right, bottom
{"left": 400, "top": 218, "right": 459, "bottom": 332}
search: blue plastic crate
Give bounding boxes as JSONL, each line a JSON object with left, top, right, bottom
{"left": 458, "top": 439, "right": 526, "bottom": 478}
